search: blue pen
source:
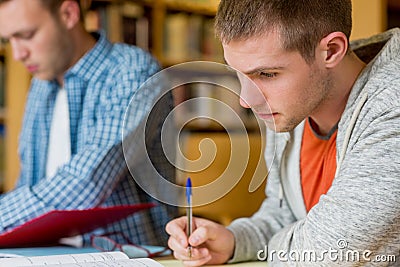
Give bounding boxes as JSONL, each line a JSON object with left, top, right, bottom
{"left": 186, "top": 177, "right": 193, "bottom": 257}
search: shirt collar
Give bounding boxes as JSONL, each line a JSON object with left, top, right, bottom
{"left": 65, "top": 31, "right": 113, "bottom": 82}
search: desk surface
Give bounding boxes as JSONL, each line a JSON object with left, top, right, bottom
{"left": 158, "top": 259, "right": 267, "bottom": 267}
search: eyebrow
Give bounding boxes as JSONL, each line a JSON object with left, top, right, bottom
{"left": 242, "top": 66, "right": 284, "bottom": 75}
{"left": 13, "top": 30, "right": 35, "bottom": 38}
{"left": 223, "top": 56, "right": 284, "bottom": 75}
{"left": 3, "top": 27, "right": 37, "bottom": 39}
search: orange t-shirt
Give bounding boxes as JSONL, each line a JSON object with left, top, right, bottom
{"left": 300, "top": 119, "right": 337, "bottom": 212}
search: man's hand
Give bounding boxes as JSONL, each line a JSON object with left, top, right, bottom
{"left": 166, "top": 216, "right": 235, "bottom": 266}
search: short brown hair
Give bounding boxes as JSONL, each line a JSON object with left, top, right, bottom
{"left": 40, "top": 0, "right": 81, "bottom": 15}
{"left": 215, "top": 0, "right": 352, "bottom": 64}
{"left": 40, "top": 0, "right": 64, "bottom": 12}
{"left": 0, "top": 0, "right": 82, "bottom": 18}
{"left": 0, "top": 0, "right": 78, "bottom": 10}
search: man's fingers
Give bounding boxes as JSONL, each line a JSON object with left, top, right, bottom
{"left": 181, "top": 255, "right": 212, "bottom": 267}
{"left": 188, "top": 226, "right": 207, "bottom": 247}
{"left": 166, "top": 216, "right": 188, "bottom": 244}
{"left": 166, "top": 216, "right": 187, "bottom": 235}
{"left": 174, "top": 247, "right": 212, "bottom": 267}
{"left": 168, "top": 235, "right": 187, "bottom": 253}
{"left": 188, "top": 221, "right": 219, "bottom": 246}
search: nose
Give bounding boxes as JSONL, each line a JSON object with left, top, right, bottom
{"left": 238, "top": 75, "right": 265, "bottom": 109}
{"left": 239, "top": 92, "right": 251, "bottom": 108}
{"left": 10, "top": 38, "right": 29, "bottom": 61}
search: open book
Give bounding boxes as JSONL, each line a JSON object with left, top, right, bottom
{"left": 0, "top": 251, "right": 164, "bottom": 267}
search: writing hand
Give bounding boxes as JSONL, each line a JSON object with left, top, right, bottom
{"left": 166, "top": 216, "right": 235, "bottom": 266}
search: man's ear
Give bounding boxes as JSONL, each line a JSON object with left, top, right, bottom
{"left": 318, "top": 32, "right": 348, "bottom": 69}
{"left": 59, "top": 0, "right": 81, "bottom": 29}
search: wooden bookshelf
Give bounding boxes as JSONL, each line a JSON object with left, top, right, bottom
{"left": 3, "top": 45, "right": 30, "bottom": 192}
{"left": 164, "top": 1, "right": 217, "bottom": 16}
{"left": 0, "top": 44, "right": 5, "bottom": 191}
{"left": 86, "top": 0, "right": 223, "bottom": 66}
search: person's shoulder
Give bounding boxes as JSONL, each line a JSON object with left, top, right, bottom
{"left": 108, "top": 43, "right": 160, "bottom": 71}
{"left": 94, "top": 44, "right": 161, "bottom": 98}
{"left": 100, "top": 43, "right": 160, "bottom": 84}
{"left": 365, "top": 56, "right": 400, "bottom": 106}
{"left": 356, "top": 29, "right": 400, "bottom": 106}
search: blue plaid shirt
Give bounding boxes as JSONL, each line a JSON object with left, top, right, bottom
{"left": 0, "top": 32, "right": 176, "bottom": 246}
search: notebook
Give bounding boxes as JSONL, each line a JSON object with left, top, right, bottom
{"left": 0, "top": 204, "right": 155, "bottom": 248}
{"left": 0, "top": 251, "right": 164, "bottom": 266}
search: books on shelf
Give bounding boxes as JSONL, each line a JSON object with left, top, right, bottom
{"left": 84, "top": 1, "right": 223, "bottom": 65}
{"left": 121, "top": 2, "right": 150, "bottom": 51}
{"left": 164, "top": 0, "right": 220, "bottom": 13}
{"left": 163, "top": 13, "right": 189, "bottom": 62}
{"left": 172, "top": 74, "right": 257, "bottom": 130}
{"left": 0, "top": 251, "right": 164, "bottom": 267}
{"left": 84, "top": 2, "right": 151, "bottom": 51}
{"left": 163, "top": 12, "right": 223, "bottom": 64}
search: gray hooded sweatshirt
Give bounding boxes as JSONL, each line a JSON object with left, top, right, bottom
{"left": 228, "top": 28, "right": 400, "bottom": 266}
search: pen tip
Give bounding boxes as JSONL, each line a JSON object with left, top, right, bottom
{"left": 186, "top": 177, "right": 192, "bottom": 188}
{"left": 186, "top": 177, "right": 192, "bottom": 200}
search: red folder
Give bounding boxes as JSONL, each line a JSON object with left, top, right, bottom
{"left": 0, "top": 203, "right": 155, "bottom": 248}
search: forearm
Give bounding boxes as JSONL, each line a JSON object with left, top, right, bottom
{"left": 0, "top": 186, "right": 51, "bottom": 232}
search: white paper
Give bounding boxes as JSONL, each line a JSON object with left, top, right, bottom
{"left": 30, "top": 258, "right": 164, "bottom": 267}
{"left": 0, "top": 251, "right": 131, "bottom": 266}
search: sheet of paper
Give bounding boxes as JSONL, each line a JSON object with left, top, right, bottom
{"left": 30, "top": 258, "right": 164, "bottom": 267}
{"left": 159, "top": 259, "right": 267, "bottom": 267}
{"left": 0, "top": 253, "right": 25, "bottom": 258}
{"left": 0, "top": 251, "right": 128, "bottom": 266}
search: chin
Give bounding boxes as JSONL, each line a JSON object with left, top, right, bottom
{"left": 34, "top": 73, "right": 54, "bottom": 81}
{"left": 265, "top": 121, "right": 297, "bottom": 133}
{"left": 264, "top": 121, "right": 278, "bottom": 132}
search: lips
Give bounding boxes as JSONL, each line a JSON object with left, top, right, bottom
{"left": 256, "top": 112, "right": 278, "bottom": 121}
{"left": 26, "top": 65, "right": 38, "bottom": 73}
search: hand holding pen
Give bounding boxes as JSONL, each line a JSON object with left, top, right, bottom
{"left": 165, "top": 177, "right": 235, "bottom": 265}
{"left": 186, "top": 177, "right": 193, "bottom": 258}
{"left": 165, "top": 215, "right": 236, "bottom": 266}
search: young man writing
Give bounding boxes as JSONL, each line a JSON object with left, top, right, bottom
{"left": 166, "top": 0, "right": 399, "bottom": 265}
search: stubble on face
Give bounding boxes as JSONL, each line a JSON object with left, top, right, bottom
{"left": 223, "top": 32, "right": 334, "bottom": 134}
{"left": 35, "top": 10, "right": 75, "bottom": 82}
{"left": 269, "top": 63, "right": 333, "bottom": 133}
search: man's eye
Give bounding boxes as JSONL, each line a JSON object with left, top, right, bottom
{"left": 260, "top": 72, "right": 276, "bottom": 78}
{"left": 14, "top": 30, "right": 36, "bottom": 40}
{"left": 20, "top": 32, "right": 34, "bottom": 39}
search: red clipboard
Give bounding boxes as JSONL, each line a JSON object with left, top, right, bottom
{"left": 0, "top": 203, "right": 155, "bottom": 248}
